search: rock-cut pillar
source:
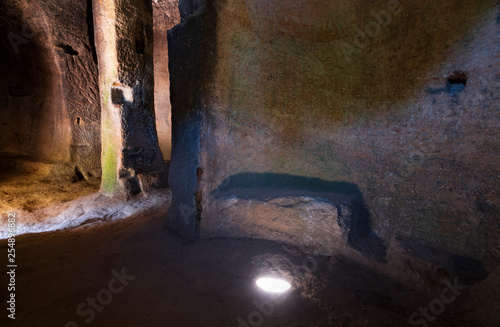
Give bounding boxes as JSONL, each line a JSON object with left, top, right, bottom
{"left": 93, "top": 0, "right": 166, "bottom": 196}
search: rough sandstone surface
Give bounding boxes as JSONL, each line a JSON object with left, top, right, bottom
{"left": 153, "top": 0, "right": 180, "bottom": 161}
{"left": 0, "top": 0, "right": 175, "bottom": 213}
{"left": 168, "top": 0, "right": 500, "bottom": 311}
{"left": 93, "top": 0, "right": 166, "bottom": 195}
{"left": 0, "top": 0, "right": 101, "bottom": 175}
{"left": 0, "top": 0, "right": 102, "bottom": 212}
{"left": 210, "top": 194, "right": 353, "bottom": 255}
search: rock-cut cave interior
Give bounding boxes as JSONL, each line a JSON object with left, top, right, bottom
{"left": 0, "top": 0, "right": 499, "bottom": 326}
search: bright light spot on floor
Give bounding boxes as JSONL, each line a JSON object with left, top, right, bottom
{"left": 256, "top": 277, "right": 291, "bottom": 293}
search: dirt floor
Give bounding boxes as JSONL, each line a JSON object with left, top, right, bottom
{"left": 0, "top": 157, "right": 100, "bottom": 213}
{"left": 0, "top": 201, "right": 486, "bottom": 327}
{"left": 0, "top": 158, "right": 496, "bottom": 326}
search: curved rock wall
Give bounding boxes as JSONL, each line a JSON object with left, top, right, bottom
{"left": 168, "top": 0, "right": 500, "bottom": 273}
{"left": 0, "top": 0, "right": 101, "bottom": 177}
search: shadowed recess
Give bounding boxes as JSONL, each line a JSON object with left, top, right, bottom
{"left": 397, "top": 237, "right": 489, "bottom": 283}
{"left": 212, "top": 173, "right": 387, "bottom": 262}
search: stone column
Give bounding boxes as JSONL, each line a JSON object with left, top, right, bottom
{"left": 93, "top": 0, "right": 165, "bottom": 196}
{"left": 153, "top": 0, "right": 180, "bottom": 162}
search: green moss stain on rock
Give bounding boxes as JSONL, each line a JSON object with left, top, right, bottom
{"left": 99, "top": 80, "right": 121, "bottom": 195}
{"left": 100, "top": 117, "right": 120, "bottom": 195}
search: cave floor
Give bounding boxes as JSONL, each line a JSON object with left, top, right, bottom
{"left": 0, "top": 157, "right": 100, "bottom": 213}
{"left": 0, "top": 203, "right": 473, "bottom": 327}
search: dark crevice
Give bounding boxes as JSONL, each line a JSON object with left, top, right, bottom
{"left": 126, "top": 177, "right": 142, "bottom": 195}
{"left": 56, "top": 43, "right": 79, "bottom": 56}
{"left": 497, "top": 2, "right": 500, "bottom": 24}
{"left": 195, "top": 167, "right": 203, "bottom": 223}
{"left": 446, "top": 71, "right": 467, "bottom": 94}
{"left": 8, "top": 85, "right": 31, "bottom": 97}
{"left": 135, "top": 22, "right": 146, "bottom": 55}
{"left": 73, "top": 166, "right": 86, "bottom": 182}
{"left": 86, "top": 0, "right": 98, "bottom": 64}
